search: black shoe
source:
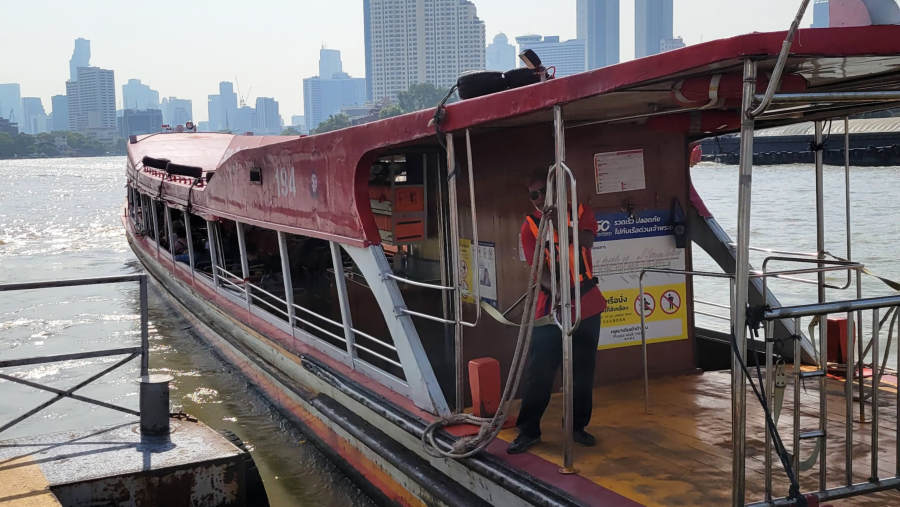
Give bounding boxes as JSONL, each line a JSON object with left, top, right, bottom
{"left": 507, "top": 433, "right": 540, "bottom": 454}
{"left": 573, "top": 429, "right": 596, "bottom": 447}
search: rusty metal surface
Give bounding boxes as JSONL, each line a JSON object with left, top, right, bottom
{"left": 0, "top": 419, "right": 246, "bottom": 506}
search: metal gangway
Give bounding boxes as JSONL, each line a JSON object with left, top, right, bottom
{"left": 725, "top": 1, "right": 900, "bottom": 504}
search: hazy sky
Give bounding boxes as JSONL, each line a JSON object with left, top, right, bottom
{"left": 0, "top": 1, "right": 813, "bottom": 123}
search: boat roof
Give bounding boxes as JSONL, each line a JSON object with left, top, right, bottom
{"left": 127, "top": 26, "right": 900, "bottom": 246}
{"left": 128, "top": 25, "right": 900, "bottom": 177}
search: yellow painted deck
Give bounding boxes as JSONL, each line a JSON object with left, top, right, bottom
{"left": 498, "top": 370, "right": 900, "bottom": 506}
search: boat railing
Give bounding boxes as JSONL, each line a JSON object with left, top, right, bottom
{"left": 0, "top": 274, "right": 150, "bottom": 435}
{"left": 748, "top": 293, "right": 900, "bottom": 506}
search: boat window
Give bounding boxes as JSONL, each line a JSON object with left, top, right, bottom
{"left": 211, "top": 218, "right": 242, "bottom": 292}
{"left": 243, "top": 226, "right": 291, "bottom": 324}
{"left": 141, "top": 194, "right": 155, "bottom": 241}
{"left": 185, "top": 212, "right": 212, "bottom": 279}
{"left": 152, "top": 200, "right": 168, "bottom": 250}
{"left": 167, "top": 208, "right": 189, "bottom": 263}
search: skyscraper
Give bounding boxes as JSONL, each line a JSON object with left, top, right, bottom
{"left": 66, "top": 66, "right": 116, "bottom": 139}
{"left": 577, "top": 0, "right": 620, "bottom": 69}
{"left": 635, "top": 0, "right": 673, "bottom": 58}
{"left": 303, "top": 49, "right": 367, "bottom": 132}
{"left": 319, "top": 49, "right": 343, "bottom": 79}
{"left": 161, "top": 97, "right": 193, "bottom": 127}
{"left": 515, "top": 35, "right": 586, "bottom": 77}
{"left": 0, "top": 83, "right": 23, "bottom": 132}
{"left": 364, "top": 0, "right": 485, "bottom": 102}
{"left": 255, "top": 97, "right": 281, "bottom": 134}
{"left": 69, "top": 38, "right": 91, "bottom": 81}
{"left": 207, "top": 82, "right": 238, "bottom": 131}
{"left": 812, "top": 0, "right": 830, "bottom": 27}
{"left": 51, "top": 95, "right": 68, "bottom": 132}
{"left": 122, "top": 79, "right": 160, "bottom": 110}
{"left": 486, "top": 33, "right": 516, "bottom": 71}
{"left": 21, "top": 97, "right": 48, "bottom": 135}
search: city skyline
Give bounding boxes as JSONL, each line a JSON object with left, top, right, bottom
{"left": 1, "top": 1, "right": 816, "bottom": 123}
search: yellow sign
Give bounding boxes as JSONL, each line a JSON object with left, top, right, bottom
{"left": 598, "top": 282, "right": 687, "bottom": 350}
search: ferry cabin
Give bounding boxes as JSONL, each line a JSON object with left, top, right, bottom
{"left": 125, "top": 25, "right": 900, "bottom": 506}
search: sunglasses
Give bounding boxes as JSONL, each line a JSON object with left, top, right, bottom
{"left": 528, "top": 187, "right": 546, "bottom": 200}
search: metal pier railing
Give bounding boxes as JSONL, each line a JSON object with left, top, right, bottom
{"left": 0, "top": 274, "right": 150, "bottom": 434}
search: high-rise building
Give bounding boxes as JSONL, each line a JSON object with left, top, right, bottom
{"left": 21, "top": 97, "right": 49, "bottom": 135}
{"left": 812, "top": 0, "right": 830, "bottom": 27}
{"left": 255, "top": 97, "right": 281, "bottom": 134}
{"left": 515, "top": 35, "right": 586, "bottom": 77}
{"left": 486, "top": 33, "right": 516, "bottom": 71}
{"left": 303, "top": 48, "right": 367, "bottom": 132}
{"left": 234, "top": 105, "right": 257, "bottom": 134}
{"left": 121, "top": 79, "right": 160, "bottom": 110}
{"left": 69, "top": 38, "right": 91, "bottom": 81}
{"left": 207, "top": 82, "right": 238, "bottom": 131}
{"left": 319, "top": 48, "right": 343, "bottom": 79}
{"left": 0, "top": 84, "right": 23, "bottom": 132}
{"left": 364, "top": 0, "right": 485, "bottom": 102}
{"left": 635, "top": 0, "right": 673, "bottom": 58}
{"left": 66, "top": 66, "right": 116, "bottom": 139}
{"left": 659, "top": 36, "right": 686, "bottom": 53}
{"left": 160, "top": 97, "right": 192, "bottom": 127}
{"left": 577, "top": 0, "right": 620, "bottom": 69}
{"left": 121, "top": 109, "right": 163, "bottom": 137}
{"left": 51, "top": 95, "right": 69, "bottom": 132}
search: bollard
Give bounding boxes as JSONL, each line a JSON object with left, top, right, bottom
{"left": 140, "top": 374, "right": 174, "bottom": 435}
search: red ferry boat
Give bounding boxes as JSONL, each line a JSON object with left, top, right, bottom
{"left": 125, "top": 23, "right": 900, "bottom": 506}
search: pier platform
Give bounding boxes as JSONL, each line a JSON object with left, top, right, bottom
{"left": 0, "top": 418, "right": 255, "bottom": 506}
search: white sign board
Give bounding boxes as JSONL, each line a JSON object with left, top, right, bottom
{"left": 594, "top": 149, "right": 646, "bottom": 195}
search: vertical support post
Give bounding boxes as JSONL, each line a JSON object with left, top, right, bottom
{"left": 732, "top": 58, "right": 756, "bottom": 507}
{"left": 150, "top": 199, "right": 161, "bottom": 258}
{"left": 206, "top": 220, "right": 220, "bottom": 288}
{"left": 553, "top": 105, "right": 576, "bottom": 474}
{"left": 814, "top": 120, "right": 828, "bottom": 492}
{"left": 640, "top": 272, "right": 649, "bottom": 414}
{"left": 793, "top": 317, "right": 802, "bottom": 475}
{"left": 330, "top": 242, "right": 358, "bottom": 367}
{"left": 139, "top": 275, "right": 149, "bottom": 377}
{"left": 845, "top": 309, "right": 854, "bottom": 485}
{"left": 445, "top": 133, "right": 464, "bottom": 414}
{"left": 764, "top": 318, "right": 774, "bottom": 501}
{"left": 857, "top": 270, "right": 865, "bottom": 423}
{"left": 277, "top": 231, "right": 296, "bottom": 339}
{"left": 235, "top": 221, "right": 251, "bottom": 309}
{"left": 843, "top": 116, "right": 852, "bottom": 267}
{"left": 870, "top": 308, "right": 880, "bottom": 481}
{"left": 183, "top": 211, "right": 195, "bottom": 278}
{"left": 164, "top": 205, "right": 175, "bottom": 261}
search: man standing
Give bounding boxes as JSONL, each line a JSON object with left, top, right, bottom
{"left": 508, "top": 171, "right": 606, "bottom": 454}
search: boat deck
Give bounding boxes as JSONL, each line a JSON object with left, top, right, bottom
{"left": 497, "top": 369, "right": 900, "bottom": 506}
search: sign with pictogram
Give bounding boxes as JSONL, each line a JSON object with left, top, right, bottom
{"left": 634, "top": 293, "right": 655, "bottom": 317}
{"left": 660, "top": 289, "right": 681, "bottom": 314}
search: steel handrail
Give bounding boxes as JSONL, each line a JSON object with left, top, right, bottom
{"left": 353, "top": 343, "right": 404, "bottom": 369}
{"left": 352, "top": 328, "right": 398, "bottom": 352}
{"left": 764, "top": 294, "right": 900, "bottom": 320}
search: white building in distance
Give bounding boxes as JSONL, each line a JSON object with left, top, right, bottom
{"left": 66, "top": 66, "right": 116, "bottom": 140}
{"left": 364, "top": 0, "right": 485, "bottom": 102}
{"left": 486, "top": 33, "right": 516, "bottom": 71}
{"left": 515, "top": 35, "right": 586, "bottom": 78}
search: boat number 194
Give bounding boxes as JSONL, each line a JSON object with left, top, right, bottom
{"left": 276, "top": 167, "right": 296, "bottom": 197}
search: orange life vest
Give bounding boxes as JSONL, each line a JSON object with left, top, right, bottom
{"left": 524, "top": 204, "right": 593, "bottom": 287}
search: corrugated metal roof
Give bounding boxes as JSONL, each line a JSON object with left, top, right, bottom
{"left": 754, "top": 117, "right": 900, "bottom": 136}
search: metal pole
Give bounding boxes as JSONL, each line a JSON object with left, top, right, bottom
{"left": 815, "top": 120, "right": 828, "bottom": 492}
{"left": 870, "top": 308, "right": 880, "bottom": 481}
{"left": 235, "top": 221, "right": 251, "bottom": 310}
{"left": 857, "top": 270, "right": 865, "bottom": 423}
{"left": 277, "top": 231, "right": 296, "bottom": 340}
{"left": 139, "top": 275, "right": 149, "bottom": 377}
{"left": 151, "top": 199, "right": 161, "bottom": 258}
{"left": 463, "top": 129, "right": 480, "bottom": 325}
{"left": 765, "top": 318, "right": 774, "bottom": 501}
{"left": 640, "top": 272, "right": 649, "bottom": 414}
{"left": 164, "top": 205, "right": 176, "bottom": 261}
{"left": 793, "top": 318, "right": 802, "bottom": 476}
{"left": 846, "top": 309, "right": 854, "bottom": 486}
{"left": 330, "top": 241, "right": 358, "bottom": 367}
{"left": 206, "top": 220, "right": 220, "bottom": 288}
{"left": 843, "top": 117, "right": 851, "bottom": 267}
{"left": 183, "top": 211, "right": 195, "bottom": 278}
{"left": 731, "top": 58, "right": 756, "bottom": 507}
{"left": 554, "top": 105, "right": 576, "bottom": 474}
{"left": 446, "top": 133, "right": 464, "bottom": 414}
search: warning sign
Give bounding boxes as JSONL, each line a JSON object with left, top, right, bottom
{"left": 634, "top": 293, "right": 655, "bottom": 317}
{"left": 660, "top": 290, "right": 681, "bottom": 314}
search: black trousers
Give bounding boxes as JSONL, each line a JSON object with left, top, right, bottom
{"left": 515, "top": 313, "right": 602, "bottom": 438}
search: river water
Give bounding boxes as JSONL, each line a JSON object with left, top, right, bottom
{"left": 0, "top": 157, "right": 372, "bottom": 507}
{"left": 0, "top": 157, "right": 897, "bottom": 505}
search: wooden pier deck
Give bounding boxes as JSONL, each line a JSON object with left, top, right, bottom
{"left": 498, "top": 369, "right": 900, "bottom": 506}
